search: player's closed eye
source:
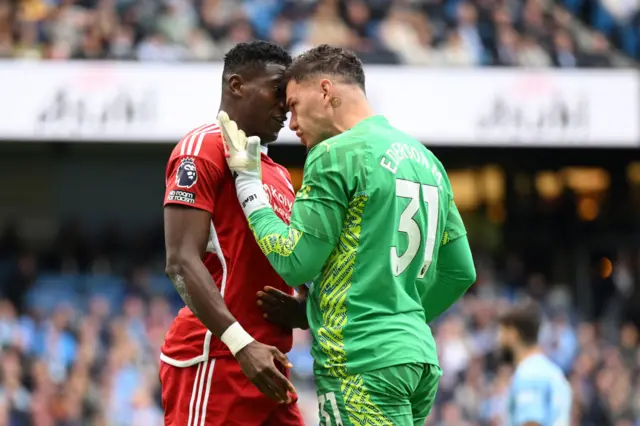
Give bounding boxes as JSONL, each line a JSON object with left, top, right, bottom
{"left": 275, "top": 84, "right": 286, "bottom": 97}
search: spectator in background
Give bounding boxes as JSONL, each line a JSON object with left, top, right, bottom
{"left": 34, "top": 306, "right": 77, "bottom": 384}
{"left": 0, "top": 300, "right": 21, "bottom": 349}
{"left": 341, "top": 0, "right": 373, "bottom": 43}
{"left": 581, "top": 32, "right": 613, "bottom": 67}
{"left": 440, "top": 31, "right": 476, "bottom": 66}
{"left": 269, "top": 17, "right": 294, "bottom": 51}
{"left": 520, "top": 0, "right": 550, "bottom": 45}
{"left": 157, "top": 0, "right": 198, "bottom": 46}
{"left": 215, "top": 18, "right": 256, "bottom": 56}
{"left": 552, "top": 29, "right": 579, "bottom": 67}
{"left": 540, "top": 312, "right": 578, "bottom": 374}
{"left": 438, "top": 402, "right": 472, "bottom": 426}
{"left": 108, "top": 24, "right": 136, "bottom": 59}
{"left": 454, "top": 2, "right": 485, "bottom": 65}
{"left": 495, "top": 25, "right": 520, "bottom": 66}
{"left": 0, "top": 347, "right": 31, "bottom": 425}
{"left": 379, "top": 5, "right": 438, "bottom": 65}
{"left": 14, "top": 22, "right": 44, "bottom": 59}
{"left": 292, "top": 0, "right": 353, "bottom": 55}
{"left": 200, "top": 0, "right": 244, "bottom": 42}
{"left": 137, "top": 32, "right": 184, "bottom": 61}
{"left": 518, "top": 34, "right": 553, "bottom": 67}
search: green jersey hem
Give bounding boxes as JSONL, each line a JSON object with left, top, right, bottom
{"left": 312, "top": 354, "right": 440, "bottom": 377}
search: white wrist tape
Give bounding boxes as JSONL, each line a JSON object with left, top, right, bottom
{"left": 220, "top": 322, "right": 255, "bottom": 356}
{"left": 235, "top": 171, "right": 271, "bottom": 217}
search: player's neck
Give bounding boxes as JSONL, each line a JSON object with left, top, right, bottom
{"left": 333, "top": 95, "right": 374, "bottom": 134}
{"left": 515, "top": 345, "right": 543, "bottom": 366}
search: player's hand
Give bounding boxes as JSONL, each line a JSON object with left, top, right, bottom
{"left": 218, "top": 110, "right": 269, "bottom": 218}
{"left": 217, "top": 110, "right": 261, "bottom": 176}
{"left": 235, "top": 340, "right": 296, "bottom": 404}
{"left": 257, "top": 286, "right": 309, "bottom": 330}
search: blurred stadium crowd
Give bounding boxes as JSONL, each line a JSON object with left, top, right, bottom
{"left": 0, "top": 222, "right": 639, "bottom": 425}
{"left": 0, "top": 0, "right": 637, "bottom": 66}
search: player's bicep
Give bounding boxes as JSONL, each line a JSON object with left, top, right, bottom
{"left": 290, "top": 155, "right": 347, "bottom": 245}
{"left": 164, "top": 205, "right": 212, "bottom": 263}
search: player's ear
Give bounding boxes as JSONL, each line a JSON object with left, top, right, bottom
{"left": 228, "top": 74, "right": 244, "bottom": 98}
{"left": 320, "top": 79, "right": 332, "bottom": 105}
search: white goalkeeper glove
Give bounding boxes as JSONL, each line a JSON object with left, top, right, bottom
{"left": 217, "top": 111, "right": 270, "bottom": 217}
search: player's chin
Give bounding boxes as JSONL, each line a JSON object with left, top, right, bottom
{"left": 260, "top": 131, "right": 281, "bottom": 144}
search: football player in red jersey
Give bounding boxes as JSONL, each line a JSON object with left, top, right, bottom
{"left": 160, "top": 41, "right": 305, "bottom": 426}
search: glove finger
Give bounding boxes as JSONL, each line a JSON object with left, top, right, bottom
{"left": 247, "top": 136, "right": 261, "bottom": 160}
{"left": 218, "top": 111, "right": 242, "bottom": 152}
{"left": 217, "top": 110, "right": 229, "bottom": 123}
{"left": 238, "top": 129, "right": 248, "bottom": 150}
{"left": 217, "top": 112, "right": 234, "bottom": 148}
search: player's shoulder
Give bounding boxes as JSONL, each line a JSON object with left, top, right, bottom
{"left": 305, "top": 132, "right": 364, "bottom": 169}
{"left": 169, "top": 123, "right": 224, "bottom": 164}
{"left": 516, "top": 354, "right": 564, "bottom": 382}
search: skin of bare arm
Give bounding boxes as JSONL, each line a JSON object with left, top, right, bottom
{"left": 164, "top": 205, "right": 295, "bottom": 403}
{"left": 164, "top": 205, "right": 236, "bottom": 336}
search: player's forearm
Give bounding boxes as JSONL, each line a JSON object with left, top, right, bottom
{"left": 423, "top": 236, "right": 476, "bottom": 322}
{"left": 165, "top": 256, "right": 236, "bottom": 337}
{"left": 248, "top": 208, "right": 332, "bottom": 286}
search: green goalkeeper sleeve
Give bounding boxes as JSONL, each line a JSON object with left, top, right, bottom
{"left": 247, "top": 208, "right": 334, "bottom": 287}
{"left": 422, "top": 235, "right": 476, "bottom": 323}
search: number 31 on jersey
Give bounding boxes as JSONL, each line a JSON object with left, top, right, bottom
{"left": 391, "top": 179, "right": 439, "bottom": 278}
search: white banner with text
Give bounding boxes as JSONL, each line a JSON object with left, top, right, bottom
{"left": 0, "top": 61, "right": 638, "bottom": 146}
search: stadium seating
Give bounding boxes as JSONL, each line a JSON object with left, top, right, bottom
{"left": 0, "top": 0, "right": 636, "bottom": 64}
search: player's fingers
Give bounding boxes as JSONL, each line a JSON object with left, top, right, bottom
{"left": 271, "top": 347, "right": 293, "bottom": 369}
{"left": 257, "top": 291, "right": 281, "bottom": 307}
{"left": 255, "top": 366, "right": 290, "bottom": 403}
{"left": 254, "top": 378, "right": 286, "bottom": 403}
{"left": 263, "top": 286, "right": 289, "bottom": 302}
{"left": 269, "top": 364, "right": 296, "bottom": 396}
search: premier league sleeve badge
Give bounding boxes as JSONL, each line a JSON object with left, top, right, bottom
{"left": 176, "top": 158, "right": 198, "bottom": 188}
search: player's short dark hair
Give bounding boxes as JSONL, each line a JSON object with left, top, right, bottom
{"left": 222, "top": 40, "right": 292, "bottom": 81}
{"left": 285, "top": 44, "right": 366, "bottom": 92}
{"left": 498, "top": 301, "right": 542, "bottom": 346}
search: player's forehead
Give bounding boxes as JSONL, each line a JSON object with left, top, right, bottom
{"left": 285, "top": 79, "right": 314, "bottom": 106}
{"left": 252, "top": 63, "right": 286, "bottom": 85}
{"left": 285, "top": 80, "right": 300, "bottom": 106}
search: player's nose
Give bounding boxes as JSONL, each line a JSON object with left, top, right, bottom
{"left": 288, "top": 115, "right": 298, "bottom": 132}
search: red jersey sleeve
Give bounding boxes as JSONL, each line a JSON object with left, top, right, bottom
{"left": 164, "top": 127, "right": 226, "bottom": 214}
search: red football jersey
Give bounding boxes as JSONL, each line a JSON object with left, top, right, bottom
{"left": 160, "top": 123, "right": 296, "bottom": 367}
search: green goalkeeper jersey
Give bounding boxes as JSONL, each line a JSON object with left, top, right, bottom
{"left": 247, "top": 115, "right": 468, "bottom": 377}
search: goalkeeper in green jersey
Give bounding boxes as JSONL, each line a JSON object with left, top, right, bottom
{"left": 220, "top": 44, "right": 476, "bottom": 425}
